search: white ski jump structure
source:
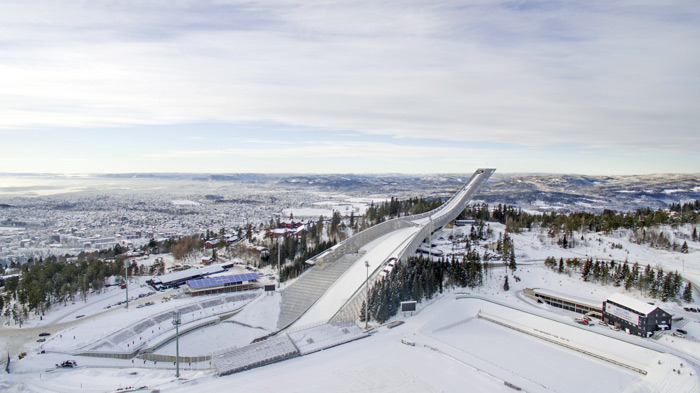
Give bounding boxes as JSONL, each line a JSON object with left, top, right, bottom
{"left": 277, "top": 168, "right": 496, "bottom": 330}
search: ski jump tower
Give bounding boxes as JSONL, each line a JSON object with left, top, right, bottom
{"left": 277, "top": 169, "right": 495, "bottom": 330}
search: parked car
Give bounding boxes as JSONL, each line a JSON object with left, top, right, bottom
{"left": 671, "top": 332, "right": 685, "bottom": 338}
{"left": 56, "top": 360, "right": 77, "bottom": 368}
{"left": 38, "top": 332, "right": 51, "bottom": 337}
{"left": 75, "top": 314, "right": 85, "bottom": 319}
{"left": 37, "top": 338, "right": 46, "bottom": 343}
{"left": 676, "top": 328, "right": 688, "bottom": 335}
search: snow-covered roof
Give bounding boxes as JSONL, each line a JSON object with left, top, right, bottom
{"left": 606, "top": 293, "right": 657, "bottom": 315}
{"left": 152, "top": 264, "right": 226, "bottom": 284}
{"left": 532, "top": 288, "right": 602, "bottom": 309}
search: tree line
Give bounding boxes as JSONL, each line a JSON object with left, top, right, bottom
{"left": 363, "top": 197, "right": 444, "bottom": 228}
{"left": 1, "top": 256, "right": 128, "bottom": 326}
{"left": 460, "top": 201, "right": 700, "bottom": 235}
{"left": 362, "top": 240, "right": 516, "bottom": 324}
{"left": 544, "top": 256, "right": 693, "bottom": 303}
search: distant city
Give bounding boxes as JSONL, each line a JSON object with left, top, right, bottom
{"left": 1, "top": 172, "right": 699, "bottom": 265}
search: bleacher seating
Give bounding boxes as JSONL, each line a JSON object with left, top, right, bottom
{"left": 288, "top": 322, "right": 367, "bottom": 355}
{"left": 75, "top": 291, "right": 260, "bottom": 356}
{"left": 212, "top": 322, "right": 368, "bottom": 376}
{"left": 277, "top": 254, "right": 360, "bottom": 329}
{"left": 212, "top": 335, "right": 300, "bottom": 376}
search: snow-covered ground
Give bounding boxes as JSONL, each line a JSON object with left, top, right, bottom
{"left": 3, "top": 221, "right": 700, "bottom": 392}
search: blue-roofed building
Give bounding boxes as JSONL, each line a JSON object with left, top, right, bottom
{"left": 184, "top": 273, "right": 260, "bottom": 296}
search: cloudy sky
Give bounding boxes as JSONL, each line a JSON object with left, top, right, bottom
{"left": 1, "top": 0, "right": 698, "bottom": 175}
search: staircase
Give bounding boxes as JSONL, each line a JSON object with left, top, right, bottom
{"left": 277, "top": 253, "right": 361, "bottom": 330}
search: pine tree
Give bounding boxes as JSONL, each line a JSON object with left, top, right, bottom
{"left": 601, "top": 263, "right": 611, "bottom": 286}
{"left": 581, "top": 259, "right": 592, "bottom": 281}
{"left": 661, "top": 274, "right": 675, "bottom": 302}
{"left": 593, "top": 261, "right": 601, "bottom": 282}
{"left": 503, "top": 275, "right": 510, "bottom": 291}
{"left": 558, "top": 258, "right": 564, "bottom": 274}
{"left": 544, "top": 256, "right": 556, "bottom": 270}
{"left": 359, "top": 300, "right": 367, "bottom": 322}
{"left": 692, "top": 227, "right": 698, "bottom": 242}
{"left": 683, "top": 282, "right": 693, "bottom": 303}
{"left": 508, "top": 248, "right": 517, "bottom": 272}
{"left": 673, "top": 272, "right": 683, "bottom": 298}
{"left": 681, "top": 241, "right": 689, "bottom": 254}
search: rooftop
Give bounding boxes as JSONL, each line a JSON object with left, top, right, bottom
{"left": 606, "top": 293, "right": 657, "bottom": 315}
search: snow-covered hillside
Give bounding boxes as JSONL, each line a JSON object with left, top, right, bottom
{"left": 3, "top": 220, "right": 700, "bottom": 392}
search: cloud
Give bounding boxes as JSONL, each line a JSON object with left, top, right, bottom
{"left": 142, "top": 140, "right": 499, "bottom": 160}
{"left": 0, "top": 0, "right": 699, "bottom": 169}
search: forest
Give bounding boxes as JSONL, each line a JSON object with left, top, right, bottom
{"left": 544, "top": 256, "right": 693, "bottom": 303}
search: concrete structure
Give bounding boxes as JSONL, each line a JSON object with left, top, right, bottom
{"left": 524, "top": 288, "right": 602, "bottom": 318}
{"left": 212, "top": 322, "right": 367, "bottom": 376}
{"left": 603, "top": 293, "right": 672, "bottom": 337}
{"left": 277, "top": 169, "right": 495, "bottom": 330}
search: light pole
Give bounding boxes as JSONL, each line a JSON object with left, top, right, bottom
{"left": 365, "top": 261, "right": 370, "bottom": 329}
{"left": 124, "top": 260, "right": 129, "bottom": 310}
{"left": 172, "top": 311, "right": 181, "bottom": 378}
{"left": 428, "top": 216, "right": 433, "bottom": 260}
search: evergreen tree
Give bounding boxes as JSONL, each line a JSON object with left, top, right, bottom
{"left": 672, "top": 272, "right": 683, "bottom": 298}
{"left": 503, "top": 275, "right": 510, "bottom": 291}
{"left": 544, "top": 256, "right": 557, "bottom": 270}
{"left": 359, "top": 300, "right": 367, "bottom": 322}
{"left": 315, "top": 216, "right": 325, "bottom": 239}
{"left": 681, "top": 241, "right": 689, "bottom": 254}
{"left": 508, "top": 248, "right": 517, "bottom": 272}
{"left": 683, "top": 282, "right": 693, "bottom": 303}
{"left": 593, "top": 261, "right": 602, "bottom": 282}
{"left": 661, "top": 273, "right": 675, "bottom": 302}
{"left": 601, "top": 263, "right": 611, "bottom": 285}
{"left": 558, "top": 257, "right": 564, "bottom": 274}
{"left": 581, "top": 259, "right": 592, "bottom": 281}
{"left": 693, "top": 227, "right": 698, "bottom": 242}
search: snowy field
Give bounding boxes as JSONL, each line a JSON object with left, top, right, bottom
{"left": 6, "top": 292, "right": 697, "bottom": 393}
{"left": 163, "top": 295, "right": 698, "bottom": 393}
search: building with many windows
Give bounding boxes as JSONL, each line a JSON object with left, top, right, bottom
{"left": 184, "top": 273, "right": 260, "bottom": 296}
{"left": 603, "top": 293, "right": 671, "bottom": 337}
{"left": 524, "top": 288, "right": 603, "bottom": 318}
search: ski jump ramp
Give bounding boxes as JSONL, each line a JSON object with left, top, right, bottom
{"left": 278, "top": 169, "right": 495, "bottom": 330}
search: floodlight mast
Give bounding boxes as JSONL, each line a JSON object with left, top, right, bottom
{"left": 173, "top": 311, "right": 181, "bottom": 378}
{"left": 429, "top": 216, "right": 433, "bottom": 260}
{"left": 365, "top": 261, "right": 370, "bottom": 329}
{"left": 124, "top": 260, "right": 129, "bottom": 310}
